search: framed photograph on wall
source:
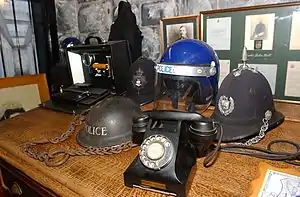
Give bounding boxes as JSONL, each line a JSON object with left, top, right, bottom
{"left": 160, "top": 15, "right": 200, "bottom": 53}
{"left": 141, "top": 1, "right": 165, "bottom": 26}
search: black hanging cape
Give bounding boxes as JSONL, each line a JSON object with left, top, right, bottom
{"left": 108, "top": 1, "right": 143, "bottom": 63}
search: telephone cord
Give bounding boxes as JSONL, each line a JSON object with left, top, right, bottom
{"left": 219, "top": 141, "right": 300, "bottom": 166}
{"left": 203, "top": 122, "right": 224, "bottom": 167}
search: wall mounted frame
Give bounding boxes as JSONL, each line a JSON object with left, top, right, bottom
{"left": 200, "top": 2, "right": 300, "bottom": 104}
{"left": 160, "top": 14, "right": 200, "bottom": 53}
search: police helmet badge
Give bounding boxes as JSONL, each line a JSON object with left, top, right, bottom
{"left": 132, "top": 68, "right": 147, "bottom": 91}
{"left": 218, "top": 95, "right": 234, "bottom": 116}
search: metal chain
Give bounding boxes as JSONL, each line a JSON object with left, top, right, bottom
{"left": 21, "top": 108, "right": 138, "bottom": 167}
{"left": 238, "top": 110, "right": 272, "bottom": 146}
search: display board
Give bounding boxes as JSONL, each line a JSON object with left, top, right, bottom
{"left": 200, "top": 2, "right": 300, "bottom": 103}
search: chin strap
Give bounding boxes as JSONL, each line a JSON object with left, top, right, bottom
{"left": 239, "top": 110, "right": 272, "bottom": 146}
{"left": 164, "top": 80, "right": 209, "bottom": 112}
{"left": 169, "top": 91, "right": 179, "bottom": 109}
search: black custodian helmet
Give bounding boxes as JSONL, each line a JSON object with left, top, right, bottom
{"left": 76, "top": 96, "right": 141, "bottom": 148}
{"left": 211, "top": 66, "right": 284, "bottom": 142}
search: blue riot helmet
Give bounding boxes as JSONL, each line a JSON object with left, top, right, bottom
{"left": 61, "top": 37, "right": 81, "bottom": 49}
{"left": 154, "top": 39, "right": 220, "bottom": 113}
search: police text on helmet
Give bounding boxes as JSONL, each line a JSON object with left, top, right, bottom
{"left": 85, "top": 125, "right": 108, "bottom": 136}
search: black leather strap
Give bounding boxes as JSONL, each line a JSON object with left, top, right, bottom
{"left": 85, "top": 36, "right": 103, "bottom": 45}
{"left": 203, "top": 124, "right": 300, "bottom": 167}
{"left": 219, "top": 140, "right": 300, "bottom": 166}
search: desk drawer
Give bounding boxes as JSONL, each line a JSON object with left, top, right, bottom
{"left": 0, "top": 159, "right": 57, "bottom": 197}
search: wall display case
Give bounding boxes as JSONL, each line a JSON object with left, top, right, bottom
{"left": 200, "top": 2, "right": 300, "bottom": 103}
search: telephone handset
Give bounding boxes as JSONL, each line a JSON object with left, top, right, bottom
{"left": 124, "top": 110, "right": 219, "bottom": 197}
{"left": 142, "top": 110, "right": 205, "bottom": 121}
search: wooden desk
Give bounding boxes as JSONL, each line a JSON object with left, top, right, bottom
{"left": 0, "top": 105, "right": 299, "bottom": 197}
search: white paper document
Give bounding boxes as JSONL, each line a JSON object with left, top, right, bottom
{"left": 244, "top": 13, "right": 275, "bottom": 50}
{"left": 219, "top": 60, "right": 230, "bottom": 87}
{"left": 289, "top": 11, "right": 300, "bottom": 50}
{"left": 67, "top": 51, "right": 86, "bottom": 84}
{"left": 238, "top": 64, "right": 277, "bottom": 95}
{"left": 206, "top": 17, "right": 231, "bottom": 50}
{"left": 285, "top": 61, "right": 300, "bottom": 97}
{"left": 258, "top": 169, "right": 300, "bottom": 197}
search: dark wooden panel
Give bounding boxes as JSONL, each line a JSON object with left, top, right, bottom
{"left": 0, "top": 171, "right": 4, "bottom": 197}
{"left": 0, "top": 159, "right": 57, "bottom": 197}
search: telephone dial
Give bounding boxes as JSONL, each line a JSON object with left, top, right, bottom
{"left": 124, "top": 110, "right": 220, "bottom": 197}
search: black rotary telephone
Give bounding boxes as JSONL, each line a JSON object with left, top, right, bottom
{"left": 123, "top": 110, "right": 220, "bottom": 197}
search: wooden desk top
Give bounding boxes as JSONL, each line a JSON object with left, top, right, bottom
{"left": 0, "top": 106, "right": 299, "bottom": 197}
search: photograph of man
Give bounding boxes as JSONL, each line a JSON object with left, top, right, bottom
{"left": 166, "top": 22, "right": 194, "bottom": 47}
{"left": 244, "top": 13, "right": 275, "bottom": 50}
{"left": 254, "top": 40, "right": 263, "bottom": 49}
{"left": 178, "top": 25, "right": 188, "bottom": 40}
{"left": 251, "top": 18, "right": 267, "bottom": 40}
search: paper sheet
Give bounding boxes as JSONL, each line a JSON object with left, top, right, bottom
{"left": 219, "top": 60, "right": 230, "bottom": 87}
{"left": 206, "top": 17, "right": 231, "bottom": 50}
{"left": 289, "top": 11, "right": 300, "bottom": 50}
{"left": 258, "top": 169, "right": 300, "bottom": 197}
{"left": 244, "top": 13, "right": 275, "bottom": 50}
{"left": 67, "top": 51, "right": 86, "bottom": 84}
{"left": 238, "top": 64, "right": 277, "bottom": 95}
{"left": 285, "top": 61, "right": 300, "bottom": 97}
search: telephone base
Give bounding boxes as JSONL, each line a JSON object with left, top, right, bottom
{"left": 124, "top": 156, "right": 197, "bottom": 197}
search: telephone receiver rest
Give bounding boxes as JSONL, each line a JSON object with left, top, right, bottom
{"left": 132, "top": 110, "right": 217, "bottom": 146}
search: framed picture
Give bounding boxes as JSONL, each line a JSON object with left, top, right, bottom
{"left": 248, "top": 162, "right": 300, "bottom": 197}
{"left": 141, "top": 1, "right": 165, "bottom": 26}
{"left": 160, "top": 14, "right": 200, "bottom": 53}
{"left": 0, "top": 74, "right": 50, "bottom": 121}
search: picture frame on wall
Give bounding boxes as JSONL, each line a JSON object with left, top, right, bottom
{"left": 141, "top": 1, "right": 165, "bottom": 26}
{"left": 160, "top": 14, "right": 200, "bottom": 53}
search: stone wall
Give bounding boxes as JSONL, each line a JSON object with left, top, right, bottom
{"left": 55, "top": 0, "right": 298, "bottom": 61}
